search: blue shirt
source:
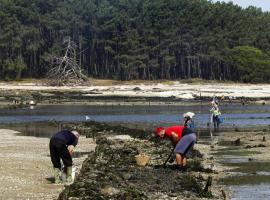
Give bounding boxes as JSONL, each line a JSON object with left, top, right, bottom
{"left": 186, "top": 120, "right": 195, "bottom": 132}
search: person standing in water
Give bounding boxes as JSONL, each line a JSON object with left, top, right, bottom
{"left": 210, "top": 101, "right": 221, "bottom": 131}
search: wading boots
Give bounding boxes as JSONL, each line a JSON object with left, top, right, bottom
{"left": 65, "top": 166, "right": 73, "bottom": 185}
{"left": 53, "top": 168, "right": 62, "bottom": 184}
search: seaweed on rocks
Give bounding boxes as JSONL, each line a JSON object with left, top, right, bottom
{"left": 62, "top": 121, "right": 154, "bottom": 140}
{"left": 58, "top": 122, "right": 213, "bottom": 200}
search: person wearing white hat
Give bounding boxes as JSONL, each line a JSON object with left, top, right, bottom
{"left": 183, "top": 112, "right": 195, "bottom": 132}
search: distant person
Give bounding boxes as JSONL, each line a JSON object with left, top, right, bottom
{"left": 49, "top": 130, "right": 80, "bottom": 184}
{"left": 228, "top": 96, "right": 233, "bottom": 104}
{"left": 213, "top": 95, "right": 219, "bottom": 105}
{"left": 156, "top": 125, "right": 196, "bottom": 172}
{"left": 240, "top": 96, "right": 246, "bottom": 106}
{"left": 221, "top": 95, "right": 225, "bottom": 101}
{"left": 183, "top": 112, "right": 195, "bottom": 132}
{"left": 210, "top": 101, "right": 221, "bottom": 131}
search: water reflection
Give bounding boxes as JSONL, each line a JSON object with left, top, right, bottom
{"left": 1, "top": 122, "right": 60, "bottom": 138}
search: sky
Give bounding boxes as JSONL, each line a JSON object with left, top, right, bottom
{"left": 211, "top": 0, "right": 270, "bottom": 12}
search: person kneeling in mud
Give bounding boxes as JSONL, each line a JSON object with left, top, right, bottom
{"left": 49, "top": 130, "right": 80, "bottom": 184}
{"left": 156, "top": 126, "right": 196, "bottom": 172}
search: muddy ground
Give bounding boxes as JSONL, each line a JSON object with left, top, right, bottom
{"left": 212, "top": 128, "right": 270, "bottom": 175}
{"left": 0, "top": 129, "right": 95, "bottom": 200}
{"left": 206, "top": 128, "right": 270, "bottom": 198}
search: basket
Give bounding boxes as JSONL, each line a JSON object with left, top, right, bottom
{"left": 135, "top": 154, "right": 150, "bottom": 166}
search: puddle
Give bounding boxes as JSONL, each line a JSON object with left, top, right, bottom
{"left": 216, "top": 139, "right": 270, "bottom": 199}
{"left": 257, "top": 171, "right": 270, "bottom": 176}
{"left": 214, "top": 144, "right": 260, "bottom": 164}
{"left": 221, "top": 174, "right": 270, "bottom": 185}
{"left": 229, "top": 184, "right": 270, "bottom": 200}
{"left": 226, "top": 161, "right": 270, "bottom": 173}
{"left": 213, "top": 149, "right": 259, "bottom": 156}
{"left": 219, "top": 156, "right": 252, "bottom": 164}
{"left": 0, "top": 122, "right": 60, "bottom": 138}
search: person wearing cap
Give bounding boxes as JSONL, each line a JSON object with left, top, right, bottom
{"left": 49, "top": 130, "right": 80, "bottom": 184}
{"left": 156, "top": 126, "right": 196, "bottom": 172}
{"left": 183, "top": 112, "right": 195, "bottom": 132}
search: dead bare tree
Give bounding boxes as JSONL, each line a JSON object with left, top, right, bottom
{"left": 47, "top": 37, "right": 87, "bottom": 86}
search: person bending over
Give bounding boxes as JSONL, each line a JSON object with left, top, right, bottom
{"left": 49, "top": 130, "right": 80, "bottom": 184}
{"left": 156, "top": 126, "right": 196, "bottom": 172}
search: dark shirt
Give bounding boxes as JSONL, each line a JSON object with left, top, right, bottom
{"left": 52, "top": 130, "right": 78, "bottom": 146}
{"left": 182, "top": 127, "right": 194, "bottom": 137}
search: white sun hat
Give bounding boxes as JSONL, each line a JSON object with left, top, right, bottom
{"left": 183, "top": 112, "right": 195, "bottom": 119}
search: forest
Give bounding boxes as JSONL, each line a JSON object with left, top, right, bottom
{"left": 0, "top": 0, "right": 270, "bottom": 83}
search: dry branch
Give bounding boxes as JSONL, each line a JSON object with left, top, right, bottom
{"left": 47, "top": 37, "right": 87, "bottom": 86}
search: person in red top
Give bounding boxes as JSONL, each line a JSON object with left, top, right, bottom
{"left": 156, "top": 125, "right": 196, "bottom": 172}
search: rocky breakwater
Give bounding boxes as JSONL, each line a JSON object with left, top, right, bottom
{"left": 58, "top": 122, "right": 224, "bottom": 199}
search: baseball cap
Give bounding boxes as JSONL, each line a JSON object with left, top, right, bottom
{"left": 156, "top": 127, "right": 164, "bottom": 137}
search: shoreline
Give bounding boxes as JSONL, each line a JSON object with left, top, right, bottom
{"left": 0, "top": 82, "right": 269, "bottom": 105}
{"left": 0, "top": 95, "right": 268, "bottom": 108}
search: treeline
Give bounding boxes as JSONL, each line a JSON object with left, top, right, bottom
{"left": 0, "top": 0, "right": 270, "bottom": 82}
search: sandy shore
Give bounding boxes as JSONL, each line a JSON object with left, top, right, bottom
{"left": 0, "top": 129, "right": 95, "bottom": 200}
{"left": 0, "top": 81, "right": 269, "bottom": 99}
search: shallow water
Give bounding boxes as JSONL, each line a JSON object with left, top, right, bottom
{"left": 0, "top": 103, "right": 269, "bottom": 139}
{"left": 218, "top": 142, "right": 270, "bottom": 199}
{"left": 229, "top": 184, "right": 270, "bottom": 200}
{"left": 0, "top": 104, "right": 269, "bottom": 128}
{"left": 0, "top": 122, "right": 61, "bottom": 138}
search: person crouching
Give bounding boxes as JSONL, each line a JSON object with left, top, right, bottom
{"left": 49, "top": 130, "right": 80, "bottom": 184}
{"left": 156, "top": 126, "right": 196, "bottom": 172}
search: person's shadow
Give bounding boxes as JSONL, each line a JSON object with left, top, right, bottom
{"left": 45, "top": 176, "right": 55, "bottom": 183}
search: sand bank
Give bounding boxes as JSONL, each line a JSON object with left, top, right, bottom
{"left": 0, "top": 129, "right": 95, "bottom": 200}
{"left": 0, "top": 81, "right": 269, "bottom": 99}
